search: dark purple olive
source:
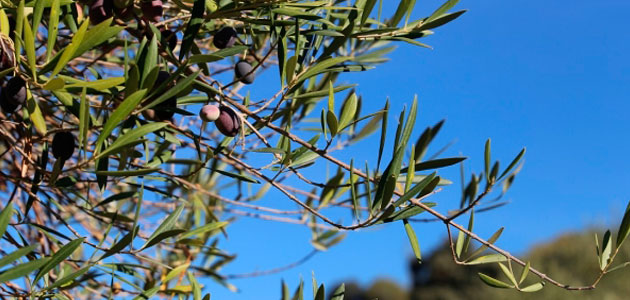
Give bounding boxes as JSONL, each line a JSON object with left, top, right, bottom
{"left": 52, "top": 131, "right": 75, "bottom": 161}
{"left": 143, "top": 71, "right": 176, "bottom": 121}
{"left": 141, "top": 0, "right": 163, "bottom": 23}
{"left": 2, "top": 77, "right": 27, "bottom": 107}
{"left": 234, "top": 61, "right": 255, "bottom": 84}
{"left": 153, "top": 96, "right": 177, "bottom": 121}
{"left": 0, "top": 89, "right": 18, "bottom": 114}
{"left": 89, "top": 0, "right": 114, "bottom": 25}
{"left": 213, "top": 27, "right": 237, "bottom": 49}
{"left": 215, "top": 106, "right": 240, "bottom": 137}
{"left": 160, "top": 29, "right": 177, "bottom": 52}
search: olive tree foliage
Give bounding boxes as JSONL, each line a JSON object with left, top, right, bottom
{"left": 0, "top": 0, "right": 628, "bottom": 298}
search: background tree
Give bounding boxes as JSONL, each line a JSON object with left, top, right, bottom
{"left": 330, "top": 230, "right": 630, "bottom": 300}
{"left": 0, "top": 0, "right": 628, "bottom": 299}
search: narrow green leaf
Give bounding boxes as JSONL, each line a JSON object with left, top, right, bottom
{"left": 392, "top": 172, "right": 436, "bottom": 207}
{"left": 141, "top": 206, "right": 184, "bottom": 250}
{"left": 466, "top": 227, "right": 504, "bottom": 260}
{"left": 65, "top": 77, "right": 125, "bottom": 91}
{"left": 164, "top": 263, "right": 189, "bottom": 283}
{"left": 617, "top": 201, "right": 630, "bottom": 248}
{"left": 484, "top": 138, "right": 491, "bottom": 182}
{"left": 377, "top": 99, "right": 389, "bottom": 169}
{"left": 338, "top": 93, "right": 358, "bottom": 130}
{"left": 519, "top": 261, "right": 530, "bottom": 284}
{"left": 499, "top": 148, "right": 526, "bottom": 180}
{"left": 498, "top": 262, "right": 517, "bottom": 286}
{"left": 43, "top": 78, "right": 65, "bottom": 90}
{"left": 330, "top": 283, "right": 345, "bottom": 300}
{"left": 400, "top": 157, "right": 466, "bottom": 173}
{"left": 187, "top": 45, "right": 249, "bottom": 64}
{"left": 462, "top": 210, "right": 474, "bottom": 257}
{"left": 22, "top": 15, "right": 36, "bottom": 79}
{"left": 51, "top": 17, "right": 89, "bottom": 78}
{"left": 94, "top": 89, "right": 147, "bottom": 153}
{"left": 0, "top": 244, "right": 38, "bottom": 269}
{"left": 100, "top": 226, "right": 137, "bottom": 261}
{"left": 188, "top": 271, "right": 202, "bottom": 300}
{"left": 425, "top": 0, "right": 460, "bottom": 24}
{"left": 179, "top": 0, "right": 205, "bottom": 60}
{"left": 466, "top": 254, "right": 507, "bottom": 265}
{"left": 0, "top": 202, "right": 13, "bottom": 240}
{"left": 478, "top": 272, "right": 513, "bottom": 289}
{"left": 0, "top": 257, "right": 49, "bottom": 283}
{"left": 42, "top": 265, "right": 90, "bottom": 292}
{"left": 34, "top": 238, "right": 84, "bottom": 283}
{"left": 520, "top": 282, "right": 544, "bottom": 292}
{"left": 26, "top": 91, "right": 47, "bottom": 135}
{"left": 403, "top": 219, "right": 422, "bottom": 263}
{"left": 45, "top": 0, "right": 60, "bottom": 62}
{"left": 326, "top": 110, "right": 338, "bottom": 137}
{"left": 178, "top": 221, "right": 228, "bottom": 241}
{"left": 600, "top": 230, "right": 612, "bottom": 270}
{"left": 143, "top": 71, "right": 200, "bottom": 111}
{"left": 97, "top": 122, "right": 168, "bottom": 159}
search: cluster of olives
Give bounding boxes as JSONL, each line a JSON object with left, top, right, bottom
{"left": 212, "top": 27, "right": 256, "bottom": 85}
{"left": 199, "top": 104, "right": 240, "bottom": 137}
{"left": 89, "top": 0, "right": 163, "bottom": 24}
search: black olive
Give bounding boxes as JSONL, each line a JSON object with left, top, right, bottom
{"left": 52, "top": 131, "right": 75, "bottom": 161}
{"left": 213, "top": 27, "right": 237, "bottom": 49}
{"left": 234, "top": 61, "right": 255, "bottom": 84}
{"left": 89, "top": 0, "right": 114, "bottom": 25}
{"left": 160, "top": 29, "right": 177, "bottom": 52}
{"left": 2, "top": 77, "right": 27, "bottom": 107}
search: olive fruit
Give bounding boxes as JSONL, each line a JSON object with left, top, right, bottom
{"left": 0, "top": 89, "right": 18, "bottom": 113}
{"left": 141, "top": 0, "right": 163, "bottom": 23}
{"left": 143, "top": 71, "right": 176, "bottom": 121}
{"left": 215, "top": 106, "right": 240, "bottom": 137}
{"left": 52, "top": 131, "right": 75, "bottom": 161}
{"left": 2, "top": 77, "right": 27, "bottom": 107}
{"left": 89, "top": 0, "right": 113, "bottom": 25}
{"left": 199, "top": 104, "right": 220, "bottom": 122}
{"left": 212, "top": 27, "right": 237, "bottom": 49}
{"left": 234, "top": 61, "right": 255, "bottom": 84}
{"left": 160, "top": 28, "right": 177, "bottom": 52}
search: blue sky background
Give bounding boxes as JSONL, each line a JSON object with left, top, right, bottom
{"left": 205, "top": 0, "right": 630, "bottom": 298}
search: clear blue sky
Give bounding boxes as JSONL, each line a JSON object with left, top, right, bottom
{"left": 208, "top": 1, "right": 630, "bottom": 298}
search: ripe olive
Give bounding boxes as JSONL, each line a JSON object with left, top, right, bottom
{"left": 141, "top": 0, "right": 163, "bottom": 23}
{"left": 234, "top": 61, "right": 255, "bottom": 84}
{"left": 199, "top": 104, "right": 220, "bottom": 122}
{"left": 2, "top": 77, "right": 27, "bottom": 107}
{"left": 215, "top": 106, "right": 240, "bottom": 137}
{"left": 213, "top": 27, "right": 237, "bottom": 49}
{"left": 52, "top": 131, "right": 75, "bottom": 161}
{"left": 143, "top": 71, "right": 176, "bottom": 121}
{"left": 160, "top": 29, "right": 177, "bottom": 52}
{"left": 89, "top": 0, "right": 113, "bottom": 25}
{"left": 0, "top": 90, "right": 18, "bottom": 113}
